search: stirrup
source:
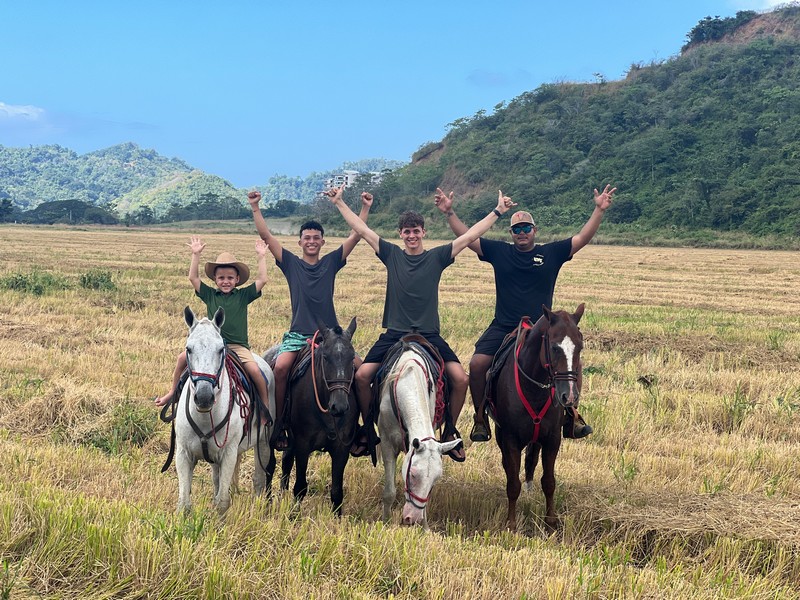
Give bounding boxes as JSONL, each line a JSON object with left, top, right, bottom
{"left": 469, "top": 421, "right": 491, "bottom": 443}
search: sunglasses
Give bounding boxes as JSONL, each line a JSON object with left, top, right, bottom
{"left": 510, "top": 224, "right": 534, "bottom": 234}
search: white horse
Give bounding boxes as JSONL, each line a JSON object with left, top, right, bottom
{"left": 377, "top": 343, "right": 462, "bottom": 528}
{"left": 173, "top": 306, "right": 275, "bottom": 515}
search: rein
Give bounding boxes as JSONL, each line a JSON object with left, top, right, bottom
{"left": 404, "top": 436, "right": 435, "bottom": 510}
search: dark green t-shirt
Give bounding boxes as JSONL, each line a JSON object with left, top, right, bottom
{"left": 196, "top": 281, "right": 261, "bottom": 348}
{"left": 377, "top": 238, "right": 454, "bottom": 334}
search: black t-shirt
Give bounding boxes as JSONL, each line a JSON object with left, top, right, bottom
{"left": 277, "top": 246, "right": 345, "bottom": 333}
{"left": 377, "top": 238, "right": 454, "bottom": 333}
{"left": 479, "top": 237, "right": 573, "bottom": 328}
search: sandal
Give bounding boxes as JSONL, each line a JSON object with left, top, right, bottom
{"left": 443, "top": 431, "right": 466, "bottom": 462}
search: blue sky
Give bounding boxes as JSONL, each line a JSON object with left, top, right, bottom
{"left": 0, "top": 0, "right": 782, "bottom": 187}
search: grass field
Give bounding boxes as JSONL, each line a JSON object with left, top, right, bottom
{"left": 0, "top": 225, "right": 799, "bottom": 599}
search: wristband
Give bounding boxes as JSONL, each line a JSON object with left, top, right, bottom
{"left": 492, "top": 208, "right": 502, "bottom": 218}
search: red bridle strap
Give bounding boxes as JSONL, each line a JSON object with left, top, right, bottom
{"left": 404, "top": 436, "right": 435, "bottom": 509}
{"left": 513, "top": 324, "right": 553, "bottom": 444}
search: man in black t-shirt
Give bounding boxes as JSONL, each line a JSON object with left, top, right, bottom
{"left": 249, "top": 187, "right": 371, "bottom": 451}
{"left": 329, "top": 190, "right": 516, "bottom": 463}
{"left": 435, "top": 184, "right": 616, "bottom": 442}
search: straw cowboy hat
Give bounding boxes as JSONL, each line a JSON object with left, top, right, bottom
{"left": 204, "top": 252, "right": 250, "bottom": 284}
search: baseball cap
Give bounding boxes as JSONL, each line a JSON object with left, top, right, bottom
{"left": 509, "top": 211, "right": 536, "bottom": 227}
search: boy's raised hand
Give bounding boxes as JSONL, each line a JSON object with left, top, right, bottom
{"left": 434, "top": 187, "right": 454, "bottom": 213}
{"left": 187, "top": 235, "right": 206, "bottom": 255}
{"left": 255, "top": 239, "right": 268, "bottom": 257}
{"left": 361, "top": 191, "right": 373, "bottom": 208}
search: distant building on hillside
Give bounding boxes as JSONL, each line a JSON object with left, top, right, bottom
{"left": 322, "top": 169, "right": 386, "bottom": 192}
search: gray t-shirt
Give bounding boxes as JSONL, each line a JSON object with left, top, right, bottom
{"left": 377, "top": 238, "right": 454, "bottom": 334}
{"left": 277, "top": 246, "right": 345, "bottom": 334}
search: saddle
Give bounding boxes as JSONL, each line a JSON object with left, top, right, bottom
{"left": 159, "top": 347, "right": 270, "bottom": 471}
{"left": 374, "top": 334, "right": 450, "bottom": 431}
{"left": 484, "top": 324, "right": 531, "bottom": 420}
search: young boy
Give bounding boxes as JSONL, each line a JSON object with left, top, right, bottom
{"left": 155, "top": 236, "right": 271, "bottom": 418}
{"left": 328, "top": 189, "right": 516, "bottom": 462}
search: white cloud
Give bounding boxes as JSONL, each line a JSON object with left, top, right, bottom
{"left": 0, "top": 102, "right": 45, "bottom": 121}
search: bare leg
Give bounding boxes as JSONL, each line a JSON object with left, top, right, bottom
{"left": 244, "top": 361, "right": 272, "bottom": 425}
{"left": 271, "top": 351, "right": 296, "bottom": 450}
{"left": 468, "top": 353, "right": 493, "bottom": 441}
{"left": 352, "top": 361, "right": 379, "bottom": 459}
{"left": 155, "top": 351, "right": 186, "bottom": 407}
{"left": 444, "top": 361, "right": 468, "bottom": 461}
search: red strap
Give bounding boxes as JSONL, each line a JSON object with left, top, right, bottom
{"left": 513, "top": 333, "right": 552, "bottom": 444}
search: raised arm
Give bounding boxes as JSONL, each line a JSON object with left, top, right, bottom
{"left": 450, "top": 190, "right": 516, "bottom": 258}
{"left": 340, "top": 189, "right": 373, "bottom": 259}
{"left": 247, "top": 191, "right": 283, "bottom": 263}
{"left": 187, "top": 235, "right": 205, "bottom": 292}
{"left": 570, "top": 184, "right": 616, "bottom": 256}
{"left": 434, "top": 188, "right": 483, "bottom": 257}
{"left": 327, "top": 188, "right": 380, "bottom": 253}
{"left": 253, "top": 239, "right": 269, "bottom": 292}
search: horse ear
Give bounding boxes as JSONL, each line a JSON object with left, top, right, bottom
{"left": 344, "top": 317, "right": 357, "bottom": 340}
{"left": 184, "top": 306, "right": 195, "bottom": 328}
{"left": 438, "top": 438, "right": 462, "bottom": 454}
{"left": 573, "top": 303, "right": 585, "bottom": 324}
{"left": 213, "top": 307, "right": 225, "bottom": 328}
{"left": 542, "top": 304, "right": 554, "bottom": 322}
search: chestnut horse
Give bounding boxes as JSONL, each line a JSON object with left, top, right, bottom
{"left": 491, "top": 303, "right": 585, "bottom": 531}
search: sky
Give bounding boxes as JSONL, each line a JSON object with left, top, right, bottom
{"left": 0, "top": 0, "right": 785, "bottom": 188}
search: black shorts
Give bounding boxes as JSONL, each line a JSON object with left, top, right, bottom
{"left": 363, "top": 330, "right": 460, "bottom": 365}
{"left": 474, "top": 323, "right": 515, "bottom": 357}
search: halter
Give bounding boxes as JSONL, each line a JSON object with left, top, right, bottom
{"left": 310, "top": 330, "right": 355, "bottom": 414}
{"left": 186, "top": 346, "right": 225, "bottom": 390}
{"left": 512, "top": 317, "right": 580, "bottom": 443}
{"left": 403, "top": 436, "right": 435, "bottom": 510}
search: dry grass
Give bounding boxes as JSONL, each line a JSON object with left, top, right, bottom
{"left": 0, "top": 225, "right": 799, "bottom": 599}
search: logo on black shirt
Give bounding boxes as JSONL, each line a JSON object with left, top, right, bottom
{"left": 532, "top": 254, "right": 544, "bottom": 266}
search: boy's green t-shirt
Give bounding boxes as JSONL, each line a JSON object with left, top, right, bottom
{"left": 196, "top": 281, "right": 261, "bottom": 348}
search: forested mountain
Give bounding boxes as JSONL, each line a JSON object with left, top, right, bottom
{"left": 0, "top": 142, "right": 403, "bottom": 220}
{"left": 361, "top": 7, "right": 800, "bottom": 238}
{"left": 0, "top": 142, "right": 239, "bottom": 218}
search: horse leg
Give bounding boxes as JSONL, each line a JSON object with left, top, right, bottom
{"left": 381, "top": 442, "right": 398, "bottom": 522}
{"left": 498, "top": 429, "right": 522, "bottom": 532}
{"left": 175, "top": 447, "right": 195, "bottom": 515}
{"left": 540, "top": 442, "right": 561, "bottom": 531}
{"left": 280, "top": 448, "right": 294, "bottom": 493}
{"left": 292, "top": 449, "right": 310, "bottom": 502}
{"left": 264, "top": 446, "right": 276, "bottom": 501}
{"left": 252, "top": 434, "right": 270, "bottom": 497}
{"left": 329, "top": 449, "right": 349, "bottom": 517}
{"left": 214, "top": 446, "right": 238, "bottom": 516}
{"left": 524, "top": 443, "right": 541, "bottom": 492}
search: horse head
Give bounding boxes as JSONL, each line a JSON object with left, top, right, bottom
{"left": 184, "top": 306, "right": 226, "bottom": 412}
{"left": 316, "top": 317, "right": 357, "bottom": 417}
{"left": 400, "top": 435, "right": 461, "bottom": 526}
{"left": 540, "top": 303, "right": 585, "bottom": 408}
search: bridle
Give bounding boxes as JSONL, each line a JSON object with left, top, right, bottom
{"left": 310, "top": 329, "right": 355, "bottom": 414}
{"left": 403, "top": 436, "right": 435, "bottom": 510}
{"left": 512, "top": 317, "right": 581, "bottom": 443}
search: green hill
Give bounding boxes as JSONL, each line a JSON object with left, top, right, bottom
{"left": 362, "top": 7, "right": 800, "bottom": 240}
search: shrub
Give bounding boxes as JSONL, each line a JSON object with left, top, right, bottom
{"left": 0, "top": 270, "right": 71, "bottom": 295}
{"left": 79, "top": 269, "right": 116, "bottom": 291}
{"left": 87, "top": 401, "right": 158, "bottom": 455}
